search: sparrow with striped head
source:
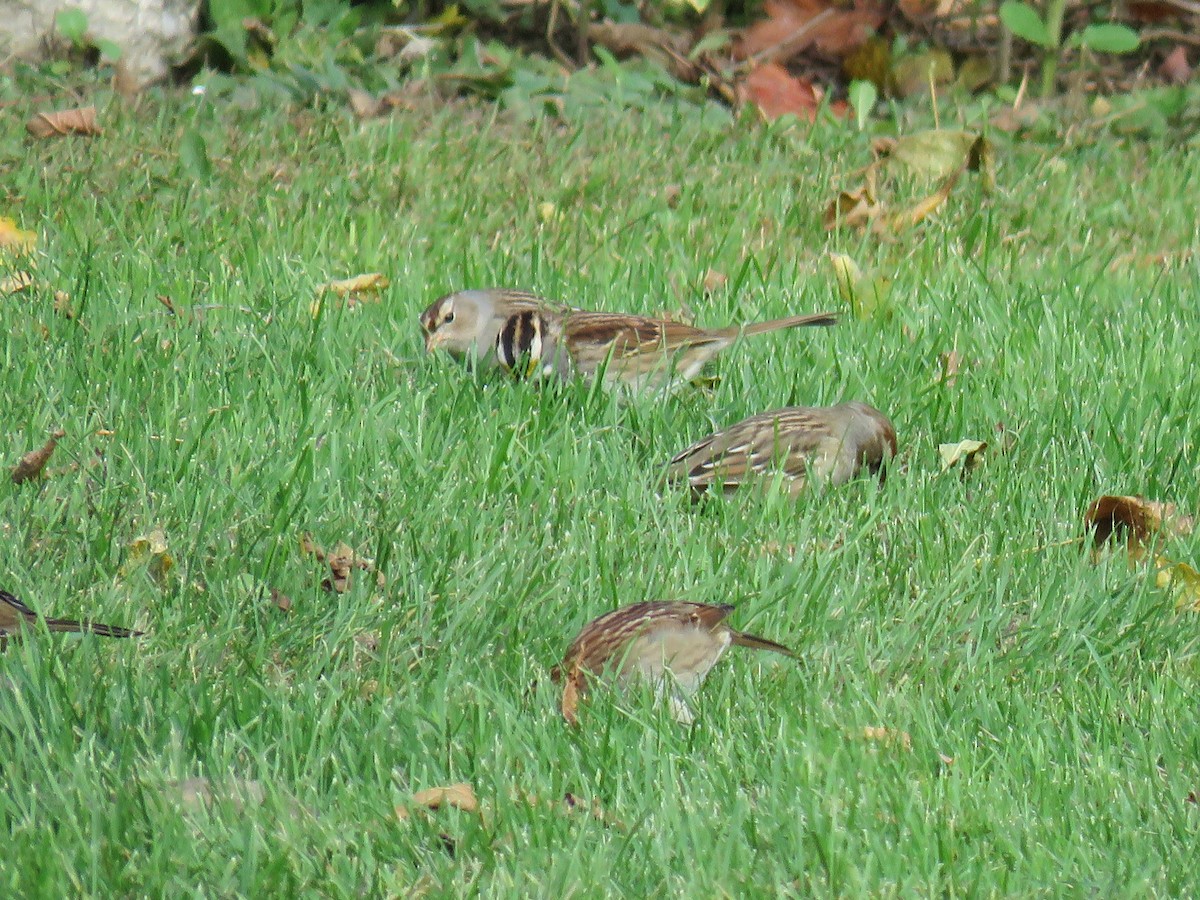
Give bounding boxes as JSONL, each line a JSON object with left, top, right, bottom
{"left": 550, "top": 600, "right": 796, "bottom": 725}
{"left": 419, "top": 288, "right": 839, "bottom": 393}
{"left": 0, "top": 588, "right": 143, "bottom": 650}
{"left": 667, "top": 402, "right": 896, "bottom": 497}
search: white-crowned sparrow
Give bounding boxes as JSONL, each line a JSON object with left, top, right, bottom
{"left": 419, "top": 288, "right": 839, "bottom": 393}
{"left": 0, "top": 588, "right": 142, "bottom": 649}
{"left": 550, "top": 600, "right": 795, "bottom": 724}
{"left": 667, "top": 401, "right": 896, "bottom": 496}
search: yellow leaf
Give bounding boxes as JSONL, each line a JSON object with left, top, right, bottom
{"left": 324, "top": 273, "right": 389, "bottom": 296}
{"left": 0, "top": 217, "right": 36, "bottom": 254}
{"left": 0, "top": 271, "right": 34, "bottom": 295}
{"left": 1154, "top": 557, "right": 1200, "bottom": 611}
{"left": 938, "top": 439, "right": 987, "bottom": 472}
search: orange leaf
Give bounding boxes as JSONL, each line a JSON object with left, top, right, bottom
{"left": 26, "top": 106, "right": 102, "bottom": 139}
{"left": 741, "top": 63, "right": 821, "bottom": 121}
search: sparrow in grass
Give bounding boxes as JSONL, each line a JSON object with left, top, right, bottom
{"left": 0, "top": 588, "right": 142, "bottom": 649}
{"left": 419, "top": 288, "right": 839, "bottom": 393}
{"left": 667, "top": 402, "right": 896, "bottom": 497}
{"left": 550, "top": 600, "right": 796, "bottom": 725}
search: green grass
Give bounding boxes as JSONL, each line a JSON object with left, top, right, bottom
{"left": 2, "top": 69, "right": 1199, "bottom": 896}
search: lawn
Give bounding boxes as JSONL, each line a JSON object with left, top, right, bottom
{"left": 2, "top": 69, "right": 1199, "bottom": 895}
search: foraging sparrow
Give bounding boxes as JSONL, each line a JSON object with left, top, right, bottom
{"left": 667, "top": 401, "right": 896, "bottom": 497}
{"left": 419, "top": 288, "right": 839, "bottom": 393}
{"left": 551, "top": 600, "right": 795, "bottom": 725}
{"left": 0, "top": 588, "right": 143, "bottom": 649}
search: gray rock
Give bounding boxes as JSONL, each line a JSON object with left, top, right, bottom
{"left": 0, "top": 0, "right": 200, "bottom": 86}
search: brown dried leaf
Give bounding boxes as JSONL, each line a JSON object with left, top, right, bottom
{"left": 703, "top": 269, "right": 728, "bottom": 293}
{"left": 939, "top": 350, "right": 963, "bottom": 386}
{"left": 861, "top": 726, "right": 913, "bottom": 751}
{"left": 324, "top": 273, "right": 389, "bottom": 297}
{"left": 1160, "top": 45, "right": 1191, "bottom": 85}
{"left": 877, "top": 169, "right": 960, "bottom": 234}
{"left": 12, "top": 429, "right": 65, "bottom": 484}
{"left": 736, "top": 0, "right": 885, "bottom": 63}
{"left": 270, "top": 588, "right": 293, "bottom": 613}
{"left": 397, "top": 782, "right": 479, "bottom": 821}
{"left": 823, "top": 184, "right": 882, "bottom": 230}
{"left": 0, "top": 271, "right": 34, "bottom": 295}
{"left": 26, "top": 106, "right": 102, "bottom": 139}
{"left": 739, "top": 63, "right": 822, "bottom": 121}
{"left": 1085, "top": 496, "right": 1195, "bottom": 549}
{"left": 322, "top": 542, "right": 355, "bottom": 593}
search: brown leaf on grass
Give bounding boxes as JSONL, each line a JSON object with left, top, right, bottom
{"left": 873, "top": 130, "right": 982, "bottom": 182}
{"left": 1085, "top": 496, "right": 1195, "bottom": 549}
{"left": 1160, "top": 46, "right": 1191, "bottom": 85}
{"left": 0, "top": 271, "right": 34, "bottom": 295}
{"left": 311, "top": 273, "right": 390, "bottom": 316}
{"left": 861, "top": 726, "right": 913, "bottom": 751}
{"left": 938, "top": 439, "right": 987, "bottom": 473}
{"left": 171, "top": 777, "right": 267, "bottom": 812}
{"left": 300, "top": 533, "right": 384, "bottom": 593}
{"left": 12, "top": 429, "right": 65, "bottom": 484}
{"left": 939, "top": 349, "right": 963, "bottom": 386}
{"left": 702, "top": 269, "right": 728, "bottom": 293}
{"left": 0, "top": 217, "right": 36, "bottom": 254}
{"left": 878, "top": 168, "right": 961, "bottom": 234}
{"left": 736, "top": 0, "right": 884, "bottom": 64}
{"left": 823, "top": 183, "right": 882, "bottom": 230}
{"left": 26, "top": 106, "right": 101, "bottom": 139}
{"left": 269, "top": 588, "right": 293, "bottom": 613}
{"left": 53, "top": 291, "right": 75, "bottom": 318}
{"left": 739, "top": 63, "right": 823, "bottom": 121}
{"left": 396, "top": 782, "right": 479, "bottom": 821}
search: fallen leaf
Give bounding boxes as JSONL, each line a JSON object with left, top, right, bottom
{"left": 740, "top": 63, "right": 822, "bottom": 121}
{"left": 26, "top": 106, "right": 102, "bottom": 139}
{"left": 171, "top": 777, "right": 266, "bottom": 812}
{"left": 53, "top": 291, "right": 74, "bottom": 318}
{"left": 122, "top": 527, "right": 175, "bottom": 584}
{"left": 301, "top": 533, "right": 383, "bottom": 593}
{"left": 874, "top": 130, "right": 978, "bottom": 182}
{"left": 703, "top": 269, "right": 728, "bottom": 293}
{"left": 824, "top": 183, "right": 882, "bottom": 230}
{"left": 397, "top": 782, "right": 479, "bottom": 821}
{"left": 939, "top": 349, "right": 963, "bottom": 386}
{"left": 878, "top": 169, "right": 960, "bottom": 234}
{"left": 11, "top": 429, "right": 65, "bottom": 484}
{"left": 0, "top": 217, "right": 36, "bottom": 254}
{"left": 828, "top": 252, "right": 892, "bottom": 319}
{"left": 861, "top": 725, "right": 913, "bottom": 751}
{"left": 1160, "top": 46, "right": 1191, "bottom": 85}
{"left": 0, "top": 271, "right": 34, "bottom": 295}
{"left": 324, "top": 273, "right": 389, "bottom": 297}
{"left": 270, "top": 588, "right": 292, "bottom": 613}
{"left": 736, "top": 0, "right": 885, "bottom": 64}
{"left": 1085, "top": 496, "right": 1194, "bottom": 549}
{"left": 1154, "top": 558, "right": 1200, "bottom": 611}
{"left": 938, "top": 439, "right": 987, "bottom": 473}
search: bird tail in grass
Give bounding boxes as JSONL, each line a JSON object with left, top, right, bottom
{"left": 43, "top": 618, "right": 143, "bottom": 639}
{"left": 730, "top": 630, "right": 798, "bottom": 658}
{"left": 740, "top": 312, "right": 839, "bottom": 336}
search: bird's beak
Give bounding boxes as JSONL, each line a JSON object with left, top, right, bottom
{"left": 424, "top": 330, "right": 442, "bottom": 353}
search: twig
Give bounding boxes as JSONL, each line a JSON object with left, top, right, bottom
{"left": 732, "top": 8, "right": 836, "bottom": 75}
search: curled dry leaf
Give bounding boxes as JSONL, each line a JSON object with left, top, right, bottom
{"left": 26, "top": 106, "right": 102, "bottom": 139}
{"left": 1160, "top": 46, "right": 1191, "bottom": 85}
{"left": 1084, "top": 496, "right": 1195, "bottom": 549}
{"left": 560, "top": 664, "right": 583, "bottom": 727}
{"left": 301, "top": 533, "right": 384, "bottom": 593}
{"left": 312, "top": 273, "right": 390, "bottom": 316}
{"left": 0, "top": 271, "right": 34, "bottom": 295}
{"left": 11, "top": 429, "right": 65, "bottom": 484}
{"left": 938, "top": 439, "right": 987, "bottom": 473}
{"left": 824, "top": 184, "right": 882, "bottom": 230}
{"left": 736, "top": 0, "right": 885, "bottom": 64}
{"left": 396, "top": 782, "right": 479, "bottom": 821}
{"left": 269, "top": 587, "right": 293, "bottom": 613}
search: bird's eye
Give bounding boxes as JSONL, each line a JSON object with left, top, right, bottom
{"left": 444, "top": 312, "right": 455, "bottom": 324}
